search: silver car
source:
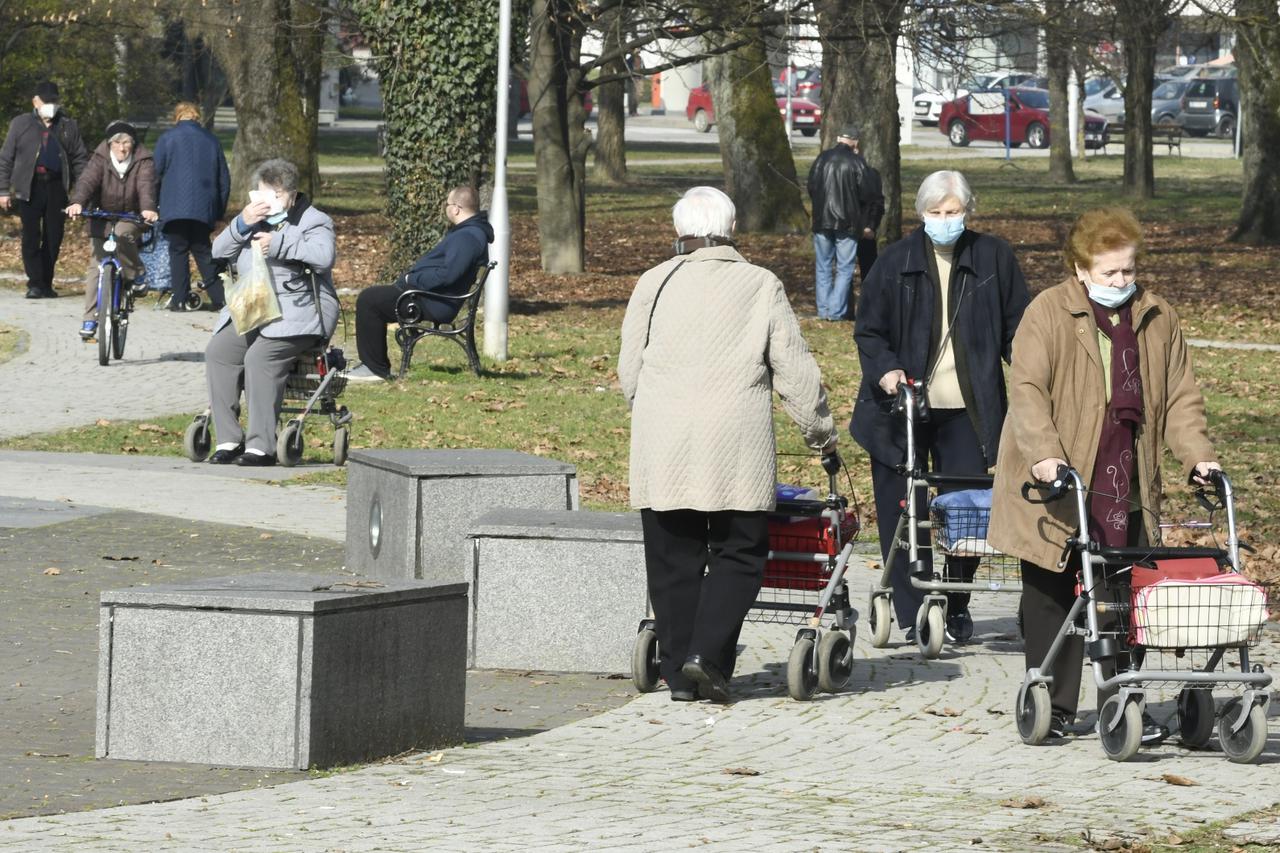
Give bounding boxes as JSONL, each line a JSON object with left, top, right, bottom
{"left": 1084, "top": 82, "right": 1125, "bottom": 123}
{"left": 1151, "top": 79, "right": 1191, "bottom": 126}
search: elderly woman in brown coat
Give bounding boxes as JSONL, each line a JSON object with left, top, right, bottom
{"left": 619, "top": 185, "right": 838, "bottom": 703}
{"left": 990, "top": 207, "right": 1220, "bottom": 743}
{"left": 65, "top": 120, "right": 158, "bottom": 340}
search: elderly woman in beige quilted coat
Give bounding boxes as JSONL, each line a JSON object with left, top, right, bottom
{"left": 619, "top": 186, "right": 839, "bottom": 704}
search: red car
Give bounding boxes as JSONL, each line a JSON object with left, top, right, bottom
{"left": 685, "top": 84, "right": 822, "bottom": 136}
{"left": 939, "top": 86, "right": 1108, "bottom": 149}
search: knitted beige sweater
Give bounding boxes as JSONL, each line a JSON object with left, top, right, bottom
{"left": 619, "top": 246, "right": 837, "bottom": 512}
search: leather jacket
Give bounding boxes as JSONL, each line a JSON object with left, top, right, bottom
{"left": 806, "top": 143, "right": 870, "bottom": 235}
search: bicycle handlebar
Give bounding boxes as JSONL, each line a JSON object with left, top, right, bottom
{"left": 75, "top": 209, "right": 145, "bottom": 224}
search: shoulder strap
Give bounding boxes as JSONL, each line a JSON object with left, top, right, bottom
{"left": 643, "top": 260, "right": 688, "bottom": 350}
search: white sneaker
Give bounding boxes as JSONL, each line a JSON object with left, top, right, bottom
{"left": 345, "top": 364, "right": 390, "bottom": 383}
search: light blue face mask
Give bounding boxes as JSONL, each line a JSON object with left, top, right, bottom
{"left": 924, "top": 215, "right": 965, "bottom": 246}
{"left": 1086, "top": 280, "right": 1137, "bottom": 308}
{"left": 265, "top": 211, "right": 288, "bottom": 226}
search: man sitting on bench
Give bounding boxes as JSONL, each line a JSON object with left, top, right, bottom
{"left": 347, "top": 185, "right": 493, "bottom": 382}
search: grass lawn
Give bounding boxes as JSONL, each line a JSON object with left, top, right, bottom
{"left": 0, "top": 323, "right": 25, "bottom": 366}
{"left": 2, "top": 138, "right": 1277, "bottom": 583}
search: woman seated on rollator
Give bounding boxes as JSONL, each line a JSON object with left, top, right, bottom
{"left": 203, "top": 158, "right": 338, "bottom": 467}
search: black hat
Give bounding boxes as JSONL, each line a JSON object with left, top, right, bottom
{"left": 34, "top": 81, "right": 59, "bottom": 103}
{"left": 838, "top": 124, "right": 861, "bottom": 140}
{"left": 105, "top": 120, "right": 138, "bottom": 142}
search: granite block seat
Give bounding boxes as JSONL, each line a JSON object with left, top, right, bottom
{"left": 96, "top": 572, "right": 466, "bottom": 770}
{"left": 467, "top": 509, "right": 647, "bottom": 672}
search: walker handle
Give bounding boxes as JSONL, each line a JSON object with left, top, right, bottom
{"left": 1021, "top": 464, "right": 1072, "bottom": 504}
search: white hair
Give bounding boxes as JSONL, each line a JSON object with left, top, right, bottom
{"left": 672, "top": 186, "right": 735, "bottom": 238}
{"left": 915, "top": 170, "right": 976, "bottom": 217}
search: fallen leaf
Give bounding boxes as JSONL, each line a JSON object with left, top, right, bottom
{"left": 137, "top": 423, "right": 166, "bottom": 432}
{"left": 1097, "top": 840, "right": 1125, "bottom": 851}
{"left": 999, "top": 795, "right": 1046, "bottom": 809}
{"left": 25, "top": 751, "right": 70, "bottom": 758}
{"left": 424, "top": 752, "right": 443, "bottom": 763}
{"left": 1160, "top": 773, "right": 1197, "bottom": 787}
{"left": 101, "top": 555, "right": 140, "bottom": 562}
{"left": 924, "top": 707, "right": 962, "bottom": 717}
{"left": 1165, "top": 835, "right": 1184, "bottom": 846}
{"left": 647, "top": 719, "right": 664, "bottom": 725}
{"left": 95, "top": 418, "right": 112, "bottom": 426}
{"left": 259, "top": 533, "right": 274, "bottom": 540}
{"left": 722, "top": 767, "right": 760, "bottom": 776}
{"left": 492, "top": 706, "right": 511, "bottom": 712}
{"left": 42, "top": 567, "right": 61, "bottom": 576}
{"left": 388, "top": 779, "right": 412, "bottom": 787}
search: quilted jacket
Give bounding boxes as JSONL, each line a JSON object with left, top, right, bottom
{"left": 619, "top": 245, "right": 837, "bottom": 512}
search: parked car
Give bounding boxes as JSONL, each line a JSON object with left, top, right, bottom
{"left": 1084, "top": 81, "right": 1126, "bottom": 123}
{"left": 913, "top": 70, "right": 1040, "bottom": 125}
{"left": 939, "top": 86, "right": 1108, "bottom": 149}
{"left": 1151, "top": 78, "right": 1192, "bottom": 126}
{"left": 1157, "top": 62, "right": 1236, "bottom": 81}
{"left": 1178, "top": 77, "right": 1237, "bottom": 137}
{"left": 685, "top": 83, "right": 822, "bottom": 136}
{"left": 778, "top": 66, "right": 821, "bottom": 97}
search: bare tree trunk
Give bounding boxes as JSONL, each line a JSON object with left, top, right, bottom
{"left": 705, "top": 40, "right": 807, "bottom": 233}
{"left": 187, "top": 0, "right": 324, "bottom": 201}
{"left": 1116, "top": 0, "right": 1171, "bottom": 199}
{"left": 817, "top": 0, "right": 906, "bottom": 239}
{"left": 530, "top": 0, "right": 590, "bottom": 272}
{"left": 593, "top": 6, "right": 627, "bottom": 185}
{"left": 1045, "top": 0, "right": 1075, "bottom": 183}
{"left": 1232, "top": 0, "right": 1280, "bottom": 244}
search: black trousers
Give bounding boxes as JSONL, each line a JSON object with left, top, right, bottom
{"left": 16, "top": 176, "right": 68, "bottom": 292}
{"left": 639, "top": 509, "right": 768, "bottom": 692}
{"left": 1021, "top": 514, "right": 1144, "bottom": 717}
{"left": 355, "top": 284, "right": 402, "bottom": 378}
{"left": 164, "top": 219, "right": 223, "bottom": 306}
{"left": 870, "top": 407, "right": 987, "bottom": 628}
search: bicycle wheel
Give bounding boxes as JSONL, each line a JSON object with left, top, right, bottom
{"left": 112, "top": 300, "right": 128, "bottom": 359}
{"left": 96, "top": 268, "right": 112, "bottom": 367}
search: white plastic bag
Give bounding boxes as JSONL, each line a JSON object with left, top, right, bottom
{"left": 225, "top": 248, "right": 282, "bottom": 335}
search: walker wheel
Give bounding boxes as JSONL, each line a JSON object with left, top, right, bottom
{"left": 1217, "top": 698, "right": 1267, "bottom": 764}
{"left": 333, "top": 427, "right": 349, "bottom": 467}
{"left": 183, "top": 417, "right": 211, "bottom": 462}
{"left": 277, "top": 420, "right": 304, "bottom": 467}
{"left": 869, "top": 593, "right": 892, "bottom": 648}
{"left": 786, "top": 635, "right": 818, "bottom": 701}
{"left": 631, "top": 626, "right": 660, "bottom": 693}
{"left": 817, "top": 630, "right": 853, "bottom": 693}
{"left": 1098, "top": 695, "right": 1142, "bottom": 762}
{"left": 916, "top": 602, "right": 945, "bottom": 659}
{"left": 1177, "top": 687, "right": 1215, "bottom": 749}
{"left": 1016, "top": 681, "right": 1052, "bottom": 745}
{"left": 185, "top": 291, "right": 204, "bottom": 311}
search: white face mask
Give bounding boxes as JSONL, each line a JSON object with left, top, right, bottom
{"left": 1079, "top": 269, "right": 1137, "bottom": 308}
{"left": 37, "top": 102, "right": 57, "bottom": 120}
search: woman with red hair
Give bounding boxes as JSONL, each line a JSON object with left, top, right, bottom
{"left": 991, "top": 206, "right": 1221, "bottom": 743}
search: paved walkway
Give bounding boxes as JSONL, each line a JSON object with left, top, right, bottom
{"left": 0, "top": 290, "right": 215, "bottom": 441}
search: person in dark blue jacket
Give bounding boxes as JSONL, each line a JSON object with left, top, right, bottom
{"left": 349, "top": 185, "right": 493, "bottom": 381}
{"left": 152, "top": 102, "right": 231, "bottom": 311}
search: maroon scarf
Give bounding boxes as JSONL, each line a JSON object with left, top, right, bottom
{"left": 1088, "top": 299, "right": 1143, "bottom": 547}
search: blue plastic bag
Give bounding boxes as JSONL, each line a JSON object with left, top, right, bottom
{"left": 931, "top": 488, "right": 993, "bottom": 548}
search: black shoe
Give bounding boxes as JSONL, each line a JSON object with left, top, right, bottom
{"left": 946, "top": 608, "right": 974, "bottom": 644}
{"left": 670, "top": 687, "right": 698, "bottom": 702}
{"left": 1141, "top": 712, "right": 1170, "bottom": 745}
{"left": 1048, "top": 712, "right": 1072, "bottom": 739}
{"left": 904, "top": 627, "right": 917, "bottom": 644}
{"left": 680, "top": 655, "right": 730, "bottom": 704}
{"left": 40, "top": 287, "right": 58, "bottom": 298}
{"left": 235, "top": 452, "right": 277, "bottom": 467}
{"left": 25, "top": 287, "right": 45, "bottom": 298}
{"left": 208, "top": 444, "right": 245, "bottom": 464}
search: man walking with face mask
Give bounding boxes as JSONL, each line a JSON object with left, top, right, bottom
{"left": 0, "top": 81, "right": 90, "bottom": 299}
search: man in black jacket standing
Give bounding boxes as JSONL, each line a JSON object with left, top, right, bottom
{"left": 806, "top": 123, "right": 872, "bottom": 321}
{"left": 0, "top": 81, "right": 90, "bottom": 299}
{"left": 348, "top": 185, "right": 492, "bottom": 382}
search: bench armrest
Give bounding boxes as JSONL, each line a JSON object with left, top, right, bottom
{"left": 395, "top": 283, "right": 481, "bottom": 324}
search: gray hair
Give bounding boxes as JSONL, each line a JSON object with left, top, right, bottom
{"left": 108, "top": 132, "right": 134, "bottom": 145}
{"left": 915, "top": 170, "right": 976, "bottom": 217}
{"left": 671, "top": 186, "right": 735, "bottom": 238}
{"left": 250, "top": 158, "right": 300, "bottom": 194}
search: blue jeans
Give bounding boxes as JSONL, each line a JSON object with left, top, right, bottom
{"left": 813, "top": 231, "right": 858, "bottom": 320}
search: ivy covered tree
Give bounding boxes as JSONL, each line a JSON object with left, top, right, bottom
{"left": 349, "top": 0, "right": 502, "bottom": 274}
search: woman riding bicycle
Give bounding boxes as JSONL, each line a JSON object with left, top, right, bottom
{"left": 64, "top": 120, "right": 158, "bottom": 340}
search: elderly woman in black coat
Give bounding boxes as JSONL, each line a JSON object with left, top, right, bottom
{"left": 851, "top": 170, "right": 1030, "bottom": 647}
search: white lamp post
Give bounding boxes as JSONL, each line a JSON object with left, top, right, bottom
{"left": 485, "top": 0, "right": 512, "bottom": 361}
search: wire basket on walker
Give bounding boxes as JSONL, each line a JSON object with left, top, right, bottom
{"left": 631, "top": 452, "right": 861, "bottom": 702}
{"left": 1016, "top": 466, "right": 1272, "bottom": 763}
{"left": 867, "top": 380, "right": 1021, "bottom": 658}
